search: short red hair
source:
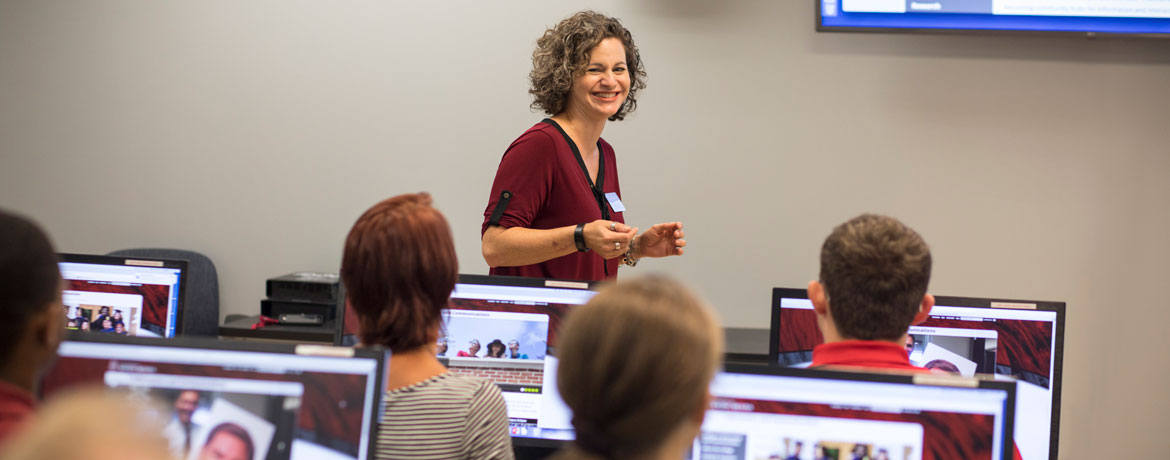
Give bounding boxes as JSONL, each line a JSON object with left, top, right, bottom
{"left": 341, "top": 193, "right": 457, "bottom": 351}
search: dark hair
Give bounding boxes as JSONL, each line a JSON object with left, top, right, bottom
{"left": 556, "top": 275, "right": 722, "bottom": 459}
{"left": 529, "top": 10, "right": 647, "bottom": 121}
{"left": 819, "top": 214, "right": 932, "bottom": 341}
{"left": 486, "top": 339, "right": 506, "bottom": 358}
{"left": 924, "top": 359, "right": 961, "bottom": 374}
{"left": 341, "top": 193, "right": 457, "bottom": 352}
{"left": 204, "top": 422, "right": 254, "bottom": 459}
{"left": 0, "top": 210, "right": 61, "bottom": 362}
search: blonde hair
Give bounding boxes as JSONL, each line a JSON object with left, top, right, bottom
{"left": 554, "top": 275, "right": 723, "bottom": 459}
{"left": 1, "top": 387, "right": 175, "bottom": 460}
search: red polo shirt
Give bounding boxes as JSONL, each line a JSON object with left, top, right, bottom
{"left": 812, "top": 340, "right": 1024, "bottom": 460}
{"left": 0, "top": 380, "right": 35, "bottom": 445}
{"left": 482, "top": 119, "right": 624, "bottom": 282}
{"left": 811, "top": 340, "right": 926, "bottom": 372}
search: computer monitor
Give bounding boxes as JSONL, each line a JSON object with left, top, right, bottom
{"left": 58, "top": 253, "right": 187, "bottom": 338}
{"left": 699, "top": 365, "right": 1017, "bottom": 460}
{"left": 41, "top": 333, "right": 386, "bottom": 460}
{"left": 770, "top": 288, "right": 1065, "bottom": 460}
{"left": 440, "top": 274, "right": 597, "bottom": 447}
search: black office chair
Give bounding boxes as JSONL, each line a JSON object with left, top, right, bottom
{"left": 106, "top": 248, "right": 220, "bottom": 337}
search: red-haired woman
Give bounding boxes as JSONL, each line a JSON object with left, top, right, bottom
{"left": 342, "top": 193, "right": 512, "bottom": 460}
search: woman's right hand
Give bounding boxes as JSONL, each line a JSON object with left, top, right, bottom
{"left": 584, "top": 220, "right": 637, "bottom": 259}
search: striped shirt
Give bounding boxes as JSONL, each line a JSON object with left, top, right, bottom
{"left": 375, "top": 372, "right": 514, "bottom": 460}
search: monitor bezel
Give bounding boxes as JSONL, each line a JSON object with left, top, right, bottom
{"left": 46, "top": 331, "right": 387, "bottom": 460}
{"left": 769, "top": 286, "right": 1065, "bottom": 460}
{"left": 59, "top": 252, "right": 189, "bottom": 337}
{"left": 718, "top": 363, "right": 1017, "bottom": 460}
{"left": 814, "top": 0, "right": 1170, "bottom": 39}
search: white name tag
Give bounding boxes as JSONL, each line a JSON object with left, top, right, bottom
{"left": 604, "top": 192, "right": 626, "bottom": 213}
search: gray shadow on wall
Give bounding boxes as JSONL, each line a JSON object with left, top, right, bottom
{"left": 810, "top": 31, "right": 1170, "bottom": 66}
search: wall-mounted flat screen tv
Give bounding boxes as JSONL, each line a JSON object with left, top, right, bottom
{"left": 818, "top": 0, "right": 1170, "bottom": 37}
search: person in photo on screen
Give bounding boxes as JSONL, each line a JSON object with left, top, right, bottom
{"left": 163, "top": 389, "right": 203, "bottom": 458}
{"left": 457, "top": 339, "right": 480, "bottom": 358}
{"left": 0, "top": 210, "right": 65, "bottom": 445}
{"left": 198, "top": 422, "right": 254, "bottom": 460}
{"left": 507, "top": 339, "right": 527, "bottom": 359}
{"left": 112, "top": 309, "right": 124, "bottom": 326}
{"left": 552, "top": 275, "right": 723, "bottom": 460}
{"left": 485, "top": 339, "right": 506, "bottom": 358}
{"left": 436, "top": 337, "right": 448, "bottom": 357}
{"left": 93, "top": 306, "right": 110, "bottom": 328}
{"left": 78, "top": 319, "right": 90, "bottom": 332}
{"left": 924, "top": 359, "right": 960, "bottom": 375}
{"left": 342, "top": 193, "right": 512, "bottom": 459}
{"left": 99, "top": 317, "right": 115, "bottom": 333}
{"left": 785, "top": 441, "right": 803, "bottom": 460}
{"left": 480, "top": 10, "right": 686, "bottom": 282}
{"left": 114, "top": 323, "right": 127, "bottom": 335}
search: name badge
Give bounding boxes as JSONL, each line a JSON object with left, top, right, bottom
{"left": 604, "top": 192, "right": 626, "bottom": 213}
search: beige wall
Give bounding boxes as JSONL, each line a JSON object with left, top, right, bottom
{"left": 2, "top": 1, "right": 1168, "bottom": 457}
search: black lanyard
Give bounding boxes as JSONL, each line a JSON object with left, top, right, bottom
{"left": 544, "top": 119, "right": 609, "bottom": 220}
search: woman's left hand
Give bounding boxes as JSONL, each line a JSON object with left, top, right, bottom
{"left": 633, "top": 222, "right": 686, "bottom": 259}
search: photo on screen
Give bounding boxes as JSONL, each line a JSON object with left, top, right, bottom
{"left": 104, "top": 373, "right": 299, "bottom": 460}
{"left": 63, "top": 277, "right": 174, "bottom": 336}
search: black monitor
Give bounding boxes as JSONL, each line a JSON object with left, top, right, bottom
{"left": 770, "top": 287, "right": 1065, "bottom": 460}
{"left": 700, "top": 365, "right": 1017, "bottom": 460}
{"left": 41, "top": 333, "right": 386, "bottom": 460}
{"left": 440, "top": 274, "right": 598, "bottom": 447}
{"left": 58, "top": 253, "right": 187, "bottom": 338}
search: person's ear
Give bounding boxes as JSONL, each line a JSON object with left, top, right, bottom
{"left": 808, "top": 280, "right": 829, "bottom": 317}
{"left": 910, "top": 294, "right": 935, "bottom": 326}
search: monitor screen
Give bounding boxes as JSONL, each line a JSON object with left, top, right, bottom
{"left": 41, "top": 334, "right": 385, "bottom": 460}
{"left": 59, "top": 253, "right": 186, "bottom": 338}
{"left": 770, "top": 288, "right": 1064, "bottom": 460}
{"left": 699, "top": 366, "right": 1016, "bottom": 460}
{"left": 818, "top": 0, "right": 1170, "bottom": 36}
{"left": 440, "top": 274, "right": 597, "bottom": 446}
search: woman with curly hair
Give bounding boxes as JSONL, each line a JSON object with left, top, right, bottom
{"left": 481, "top": 10, "right": 686, "bottom": 282}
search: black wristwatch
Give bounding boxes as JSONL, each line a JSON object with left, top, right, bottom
{"left": 574, "top": 223, "right": 589, "bottom": 252}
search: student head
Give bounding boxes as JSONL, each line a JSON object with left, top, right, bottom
{"left": 808, "top": 214, "right": 934, "bottom": 343}
{"left": 556, "top": 275, "right": 723, "bottom": 459}
{"left": 0, "top": 388, "right": 174, "bottom": 460}
{"left": 341, "top": 193, "right": 458, "bottom": 352}
{"left": 0, "top": 210, "right": 64, "bottom": 393}
{"left": 486, "top": 339, "right": 506, "bottom": 358}
{"left": 199, "top": 422, "right": 254, "bottom": 460}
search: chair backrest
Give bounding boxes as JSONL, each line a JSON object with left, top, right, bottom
{"left": 106, "top": 248, "right": 220, "bottom": 337}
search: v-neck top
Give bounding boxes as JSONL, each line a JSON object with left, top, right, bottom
{"left": 482, "top": 119, "right": 625, "bottom": 281}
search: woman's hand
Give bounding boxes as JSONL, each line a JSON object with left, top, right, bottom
{"left": 633, "top": 222, "right": 686, "bottom": 259}
{"left": 584, "top": 220, "right": 637, "bottom": 260}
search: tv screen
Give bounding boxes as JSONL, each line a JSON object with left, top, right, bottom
{"left": 818, "top": 0, "right": 1170, "bottom": 36}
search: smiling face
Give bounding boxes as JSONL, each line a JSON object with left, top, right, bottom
{"left": 564, "top": 37, "right": 630, "bottom": 121}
